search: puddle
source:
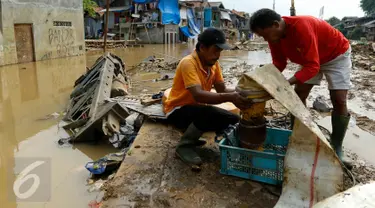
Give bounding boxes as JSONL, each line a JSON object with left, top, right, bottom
{"left": 0, "top": 43, "right": 270, "bottom": 208}
{"left": 317, "top": 116, "right": 375, "bottom": 166}
{"left": 0, "top": 56, "right": 116, "bottom": 208}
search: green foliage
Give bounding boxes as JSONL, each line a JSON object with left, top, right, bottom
{"left": 360, "top": 0, "right": 375, "bottom": 15}
{"left": 336, "top": 23, "right": 348, "bottom": 37}
{"left": 326, "top": 16, "right": 341, "bottom": 26}
{"left": 347, "top": 27, "right": 365, "bottom": 40}
{"left": 84, "top": 0, "right": 98, "bottom": 18}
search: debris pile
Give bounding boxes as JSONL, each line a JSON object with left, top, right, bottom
{"left": 85, "top": 40, "right": 127, "bottom": 50}
{"left": 131, "top": 56, "right": 179, "bottom": 72}
{"left": 351, "top": 42, "right": 375, "bottom": 71}
{"left": 62, "top": 52, "right": 134, "bottom": 148}
{"left": 344, "top": 151, "right": 375, "bottom": 190}
{"left": 232, "top": 40, "right": 270, "bottom": 52}
{"left": 221, "top": 62, "right": 259, "bottom": 85}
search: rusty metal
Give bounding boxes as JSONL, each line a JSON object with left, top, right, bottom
{"left": 238, "top": 118, "right": 267, "bottom": 150}
{"left": 236, "top": 76, "right": 271, "bottom": 150}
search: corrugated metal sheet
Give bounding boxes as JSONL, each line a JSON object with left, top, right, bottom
{"left": 220, "top": 11, "right": 231, "bottom": 21}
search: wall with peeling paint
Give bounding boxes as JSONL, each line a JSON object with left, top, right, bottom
{"left": 0, "top": 0, "right": 85, "bottom": 65}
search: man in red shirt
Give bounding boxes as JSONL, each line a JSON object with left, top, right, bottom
{"left": 250, "top": 9, "right": 352, "bottom": 167}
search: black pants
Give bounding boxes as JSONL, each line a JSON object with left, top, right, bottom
{"left": 167, "top": 105, "right": 240, "bottom": 133}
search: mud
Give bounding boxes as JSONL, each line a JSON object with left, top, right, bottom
{"left": 344, "top": 151, "right": 375, "bottom": 190}
{"left": 101, "top": 121, "right": 279, "bottom": 208}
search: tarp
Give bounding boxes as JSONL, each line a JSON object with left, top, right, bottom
{"left": 220, "top": 11, "right": 231, "bottom": 21}
{"left": 204, "top": 7, "right": 212, "bottom": 27}
{"left": 133, "top": 0, "right": 156, "bottom": 3}
{"left": 180, "top": 26, "right": 196, "bottom": 38}
{"left": 187, "top": 8, "right": 200, "bottom": 35}
{"left": 158, "top": 0, "right": 180, "bottom": 25}
{"left": 243, "top": 64, "right": 344, "bottom": 207}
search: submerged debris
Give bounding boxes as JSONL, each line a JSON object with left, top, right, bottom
{"left": 131, "top": 56, "right": 179, "bottom": 73}
{"left": 232, "top": 40, "right": 270, "bottom": 52}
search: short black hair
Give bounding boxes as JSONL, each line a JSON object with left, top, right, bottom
{"left": 196, "top": 42, "right": 201, "bottom": 51}
{"left": 250, "top": 8, "right": 281, "bottom": 32}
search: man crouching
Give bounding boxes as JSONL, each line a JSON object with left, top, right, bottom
{"left": 163, "top": 28, "right": 252, "bottom": 166}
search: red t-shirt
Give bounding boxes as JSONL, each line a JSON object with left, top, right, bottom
{"left": 269, "top": 16, "right": 350, "bottom": 83}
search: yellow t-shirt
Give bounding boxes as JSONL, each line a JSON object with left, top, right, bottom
{"left": 163, "top": 51, "right": 225, "bottom": 114}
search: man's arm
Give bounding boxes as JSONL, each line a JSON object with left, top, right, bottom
{"left": 213, "top": 62, "right": 235, "bottom": 93}
{"left": 214, "top": 82, "right": 235, "bottom": 93}
{"left": 290, "top": 20, "right": 320, "bottom": 85}
{"left": 180, "top": 59, "right": 251, "bottom": 109}
{"left": 188, "top": 85, "right": 251, "bottom": 110}
{"left": 188, "top": 85, "right": 235, "bottom": 104}
{"left": 269, "top": 43, "right": 287, "bottom": 72}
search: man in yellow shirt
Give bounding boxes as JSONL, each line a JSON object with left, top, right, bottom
{"left": 163, "top": 28, "right": 252, "bottom": 166}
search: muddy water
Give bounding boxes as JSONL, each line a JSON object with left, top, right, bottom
{"left": 0, "top": 44, "right": 265, "bottom": 208}
{"left": 318, "top": 116, "right": 375, "bottom": 166}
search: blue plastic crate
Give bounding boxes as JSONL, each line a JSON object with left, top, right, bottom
{"left": 218, "top": 127, "right": 291, "bottom": 185}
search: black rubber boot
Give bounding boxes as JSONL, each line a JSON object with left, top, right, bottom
{"left": 175, "top": 123, "right": 203, "bottom": 165}
{"left": 331, "top": 113, "right": 353, "bottom": 169}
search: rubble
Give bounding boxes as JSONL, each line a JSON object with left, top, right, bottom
{"left": 62, "top": 53, "right": 136, "bottom": 147}
{"left": 85, "top": 40, "right": 127, "bottom": 50}
{"left": 313, "top": 96, "right": 332, "bottom": 113}
{"left": 232, "top": 40, "right": 270, "bottom": 52}
{"left": 130, "top": 56, "right": 179, "bottom": 73}
{"left": 351, "top": 42, "right": 375, "bottom": 71}
{"left": 344, "top": 151, "right": 375, "bottom": 190}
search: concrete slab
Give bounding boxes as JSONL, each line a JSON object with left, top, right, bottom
{"left": 101, "top": 120, "right": 279, "bottom": 208}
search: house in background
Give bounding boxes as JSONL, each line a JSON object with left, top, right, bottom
{"left": 220, "top": 9, "right": 232, "bottom": 29}
{"left": 207, "top": 1, "right": 225, "bottom": 28}
{"left": 362, "top": 20, "right": 375, "bottom": 41}
{"left": 0, "top": 0, "right": 85, "bottom": 65}
{"left": 84, "top": 7, "right": 104, "bottom": 39}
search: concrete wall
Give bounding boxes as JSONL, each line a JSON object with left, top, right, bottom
{"left": 0, "top": 0, "right": 85, "bottom": 65}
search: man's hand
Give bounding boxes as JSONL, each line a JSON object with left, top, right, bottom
{"left": 288, "top": 76, "right": 299, "bottom": 86}
{"left": 230, "top": 92, "right": 253, "bottom": 110}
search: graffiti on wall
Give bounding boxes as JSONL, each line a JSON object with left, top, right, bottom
{"left": 48, "top": 28, "right": 76, "bottom": 57}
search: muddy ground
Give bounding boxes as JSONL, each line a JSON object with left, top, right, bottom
{"left": 222, "top": 42, "right": 375, "bottom": 191}
{"left": 96, "top": 41, "right": 375, "bottom": 208}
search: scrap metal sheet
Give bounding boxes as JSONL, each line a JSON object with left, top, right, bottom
{"left": 243, "top": 64, "right": 343, "bottom": 207}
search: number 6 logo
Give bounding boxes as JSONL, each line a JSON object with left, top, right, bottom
{"left": 13, "top": 161, "right": 45, "bottom": 199}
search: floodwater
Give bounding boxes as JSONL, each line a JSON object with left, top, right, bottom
{"left": 0, "top": 43, "right": 271, "bottom": 208}
{"left": 318, "top": 116, "right": 375, "bottom": 166}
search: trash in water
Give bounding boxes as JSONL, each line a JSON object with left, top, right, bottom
{"left": 152, "top": 92, "right": 164, "bottom": 99}
{"left": 36, "top": 112, "right": 62, "bottom": 121}
{"left": 87, "top": 179, "right": 105, "bottom": 193}
{"left": 85, "top": 152, "right": 125, "bottom": 175}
